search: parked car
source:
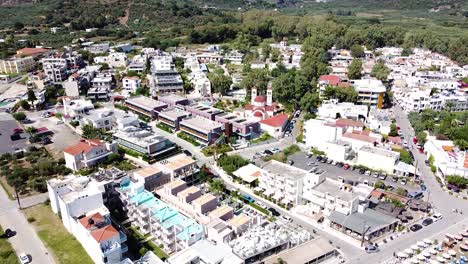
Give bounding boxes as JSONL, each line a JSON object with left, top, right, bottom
{"left": 288, "top": 160, "right": 294, "bottom": 165}
{"left": 408, "top": 191, "right": 423, "bottom": 199}
{"left": 447, "top": 184, "right": 459, "bottom": 193}
{"left": 332, "top": 161, "right": 337, "bottom": 166}
{"left": 337, "top": 162, "right": 344, "bottom": 168}
{"left": 371, "top": 172, "right": 379, "bottom": 178}
{"left": 2, "top": 228, "right": 16, "bottom": 238}
{"left": 338, "top": 176, "right": 345, "bottom": 182}
{"left": 363, "top": 179, "right": 369, "bottom": 185}
{"left": 392, "top": 176, "right": 398, "bottom": 182}
{"left": 350, "top": 166, "right": 356, "bottom": 171}
{"left": 410, "top": 224, "right": 423, "bottom": 232}
{"left": 413, "top": 137, "right": 418, "bottom": 144}
{"left": 422, "top": 218, "right": 433, "bottom": 226}
{"left": 183, "top": 150, "right": 192, "bottom": 156}
{"left": 19, "top": 253, "right": 29, "bottom": 264}
{"left": 316, "top": 156, "right": 323, "bottom": 161}
{"left": 320, "top": 158, "right": 327, "bottom": 163}
{"left": 308, "top": 161, "right": 316, "bottom": 166}
{"left": 257, "top": 202, "right": 267, "bottom": 209}
{"left": 327, "top": 159, "right": 333, "bottom": 164}
{"left": 387, "top": 185, "right": 395, "bottom": 191}
{"left": 306, "top": 153, "right": 313, "bottom": 158}
{"left": 281, "top": 215, "right": 293, "bottom": 222}
{"left": 343, "top": 164, "right": 350, "bottom": 170}
{"left": 359, "top": 169, "right": 366, "bottom": 174}
{"left": 365, "top": 244, "right": 380, "bottom": 253}
{"left": 264, "top": 149, "right": 274, "bottom": 155}
{"left": 268, "top": 207, "right": 280, "bottom": 217}
{"left": 432, "top": 213, "right": 443, "bottom": 221}
{"left": 365, "top": 170, "right": 371, "bottom": 176}
{"left": 379, "top": 173, "right": 387, "bottom": 180}
{"left": 400, "top": 179, "right": 407, "bottom": 185}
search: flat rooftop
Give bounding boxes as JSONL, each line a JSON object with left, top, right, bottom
{"left": 177, "top": 186, "right": 200, "bottom": 198}
{"left": 163, "top": 179, "right": 186, "bottom": 190}
{"left": 360, "top": 145, "right": 400, "bottom": 159}
{"left": 312, "top": 180, "right": 360, "bottom": 201}
{"left": 157, "top": 153, "right": 196, "bottom": 171}
{"left": 180, "top": 116, "right": 223, "bottom": 133}
{"left": 209, "top": 205, "right": 233, "bottom": 219}
{"left": 262, "top": 160, "right": 309, "bottom": 180}
{"left": 158, "top": 94, "right": 188, "bottom": 104}
{"left": 134, "top": 166, "right": 161, "bottom": 178}
{"left": 263, "top": 237, "right": 337, "bottom": 264}
{"left": 158, "top": 108, "right": 189, "bottom": 120}
{"left": 192, "top": 193, "right": 217, "bottom": 207}
{"left": 228, "top": 213, "right": 251, "bottom": 228}
{"left": 126, "top": 96, "right": 167, "bottom": 111}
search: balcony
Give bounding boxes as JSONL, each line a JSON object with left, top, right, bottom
{"left": 121, "top": 243, "right": 128, "bottom": 253}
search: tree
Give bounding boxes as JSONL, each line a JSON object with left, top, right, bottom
{"left": 389, "top": 123, "right": 398, "bottom": 137}
{"left": 209, "top": 179, "right": 225, "bottom": 196}
{"left": 300, "top": 91, "right": 320, "bottom": 112}
{"left": 13, "top": 112, "right": 26, "bottom": 121}
{"left": 27, "top": 89, "right": 37, "bottom": 109}
{"left": 375, "top": 180, "right": 385, "bottom": 189}
{"left": 82, "top": 124, "right": 104, "bottom": 139}
{"left": 395, "top": 187, "right": 407, "bottom": 196}
{"left": 19, "top": 100, "right": 30, "bottom": 110}
{"left": 350, "top": 44, "right": 364, "bottom": 58}
{"left": 241, "top": 69, "right": 269, "bottom": 95}
{"left": 208, "top": 73, "right": 232, "bottom": 95}
{"left": 272, "top": 69, "right": 310, "bottom": 108}
{"left": 323, "top": 86, "right": 358, "bottom": 103}
{"left": 446, "top": 175, "right": 468, "bottom": 189}
{"left": 347, "top": 59, "right": 362, "bottom": 79}
{"left": 371, "top": 60, "right": 390, "bottom": 81}
{"left": 416, "top": 131, "right": 427, "bottom": 144}
{"left": 13, "top": 22, "right": 24, "bottom": 31}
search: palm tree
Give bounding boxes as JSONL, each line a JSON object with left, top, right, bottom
{"left": 209, "top": 179, "right": 225, "bottom": 196}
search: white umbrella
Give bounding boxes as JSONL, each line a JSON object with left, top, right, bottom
{"left": 436, "top": 256, "right": 445, "bottom": 263}
{"left": 417, "top": 255, "right": 426, "bottom": 261}
{"left": 405, "top": 248, "right": 415, "bottom": 255}
{"left": 398, "top": 252, "right": 409, "bottom": 258}
{"left": 410, "top": 258, "right": 419, "bottom": 264}
{"left": 423, "top": 251, "right": 432, "bottom": 258}
{"left": 411, "top": 245, "right": 420, "bottom": 250}
{"left": 430, "top": 248, "right": 438, "bottom": 255}
{"left": 429, "top": 260, "right": 438, "bottom": 264}
{"left": 424, "top": 239, "right": 433, "bottom": 245}
{"left": 442, "top": 253, "right": 450, "bottom": 259}
{"left": 448, "top": 249, "right": 456, "bottom": 256}
{"left": 417, "top": 241, "right": 427, "bottom": 248}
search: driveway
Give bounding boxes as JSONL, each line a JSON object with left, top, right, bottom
{"left": 0, "top": 113, "right": 28, "bottom": 154}
{"left": 0, "top": 186, "right": 55, "bottom": 264}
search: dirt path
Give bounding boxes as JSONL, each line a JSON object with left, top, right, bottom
{"left": 119, "top": 1, "right": 133, "bottom": 27}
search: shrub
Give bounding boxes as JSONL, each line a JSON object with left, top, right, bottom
{"left": 27, "top": 216, "right": 36, "bottom": 223}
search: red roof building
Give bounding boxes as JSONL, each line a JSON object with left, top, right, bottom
{"left": 16, "top": 47, "right": 49, "bottom": 57}
{"left": 63, "top": 139, "right": 104, "bottom": 155}
{"left": 63, "top": 139, "right": 113, "bottom": 171}
{"left": 319, "top": 75, "right": 341, "bottom": 86}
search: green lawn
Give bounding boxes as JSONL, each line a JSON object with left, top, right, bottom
{"left": 0, "top": 226, "right": 19, "bottom": 264}
{"left": 23, "top": 205, "right": 94, "bottom": 264}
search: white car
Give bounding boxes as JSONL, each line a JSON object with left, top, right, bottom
{"left": 281, "top": 215, "right": 293, "bottom": 222}
{"left": 19, "top": 253, "right": 29, "bottom": 264}
{"left": 257, "top": 202, "right": 267, "bottom": 209}
{"left": 432, "top": 213, "right": 443, "bottom": 221}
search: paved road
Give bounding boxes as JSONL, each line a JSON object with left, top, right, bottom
{"left": 0, "top": 186, "right": 55, "bottom": 264}
{"left": 19, "top": 193, "right": 49, "bottom": 209}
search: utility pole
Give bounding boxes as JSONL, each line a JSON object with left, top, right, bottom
{"left": 14, "top": 185, "right": 21, "bottom": 209}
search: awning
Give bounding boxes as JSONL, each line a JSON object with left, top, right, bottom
{"left": 254, "top": 187, "right": 263, "bottom": 192}
{"left": 272, "top": 192, "right": 283, "bottom": 200}
{"left": 264, "top": 189, "right": 274, "bottom": 196}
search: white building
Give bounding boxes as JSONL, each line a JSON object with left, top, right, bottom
{"left": 367, "top": 108, "right": 392, "bottom": 135}
{"left": 167, "top": 239, "right": 242, "bottom": 264}
{"left": 63, "top": 98, "right": 95, "bottom": 118}
{"left": 63, "top": 139, "right": 117, "bottom": 171}
{"left": 259, "top": 160, "right": 324, "bottom": 206}
{"left": 47, "top": 174, "right": 127, "bottom": 264}
{"left": 351, "top": 79, "right": 386, "bottom": 109}
{"left": 122, "top": 76, "right": 141, "bottom": 94}
{"left": 317, "top": 99, "right": 368, "bottom": 120}
{"left": 0, "top": 56, "right": 35, "bottom": 74}
{"left": 357, "top": 146, "right": 400, "bottom": 173}
{"left": 424, "top": 136, "right": 468, "bottom": 178}
{"left": 80, "top": 108, "right": 139, "bottom": 131}
{"left": 303, "top": 178, "right": 373, "bottom": 216}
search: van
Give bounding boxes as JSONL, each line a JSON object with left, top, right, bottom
{"left": 408, "top": 191, "right": 423, "bottom": 199}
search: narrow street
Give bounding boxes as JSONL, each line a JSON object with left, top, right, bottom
{"left": 0, "top": 187, "right": 56, "bottom": 264}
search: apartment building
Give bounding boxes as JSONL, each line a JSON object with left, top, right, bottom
{"left": 155, "top": 153, "right": 199, "bottom": 183}
{"left": 180, "top": 116, "right": 224, "bottom": 145}
{"left": 259, "top": 160, "right": 324, "bottom": 206}
{"left": 302, "top": 178, "right": 373, "bottom": 216}
{"left": 118, "top": 179, "right": 204, "bottom": 254}
{"left": 125, "top": 96, "right": 168, "bottom": 119}
{"left": 0, "top": 56, "right": 35, "bottom": 74}
{"left": 167, "top": 239, "right": 242, "bottom": 264}
{"left": 47, "top": 174, "right": 127, "bottom": 264}
{"left": 158, "top": 94, "right": 190, "bottom": 107}
{"left": 122, "top": 76, "right": 141, "bottom": 94}
{"left": 158, "top": 108, "right": 190, "bottom": 130}
{"left": 81, "top": 109, "right": 139, "bottom": 131}
{"left": 317, "top": 99, "right": 368, "bottom": 120}
{"left": 63, "top": 139, "right": 117, "bottom": 171}
{"left": 42, "top": 57, "right": 68, "bottom": 83}
{"left": 133, "top": 166, "right": 169, "bottom": 191}
{"left": 424, "top": 136, "right": 468, "bottom": 178}
{"left": 351, "top": 79, "right": 386, "bottom": 109}
{"left": 357, "top": 146, "right": 400, "bottom": 173}
{"left": 113, "top": 126, "right": 176, "bottom": 158}
{"left": 63, "top": 98, "right": 95, "bottom": 118}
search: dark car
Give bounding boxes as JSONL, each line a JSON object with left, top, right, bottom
{"left": 316, "top": 156, "right": 322, "bottom": 161}
{"left": 410, "top": 224, "right": 423, "bottom": 232}
{"left": 41, "top": 137, "right": 52, "bottom": 145}
{"left": 392, "top": 177, "right": 398, "bottom": 182}
{"left": 183, "top": 150, "right": 192, "bottom": 156}
{"left": 268, "top": 208, "right": 280, "bottom": 217}
{"left": 306, "top": 153, "right": 313, "bottom": 158}
{"left": 422, "top": 218, "right": 433, "bottom": 226}
{"left": 359, "top": 169, "right": 365, "bottom": 174}
{"left": 447, "top": 184, "right": 459, "bottom": 193}
{"left": 365, "top": 244, "right": 380, "bottom": 253}
{"left": 320, "top": 158, "right": 327, "bottom": 163}
{"left": 337, "top": 162, "right": 344, "bottom": 168}
{"left": 2, "top": 228, "right": 16, "bottom": 238}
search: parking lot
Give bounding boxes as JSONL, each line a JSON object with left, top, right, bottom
{"left": 24, "top": 109, "right": 81, "bottom": 158}
{"left": 0, "top": 113, "right": 28, "bottom": 154}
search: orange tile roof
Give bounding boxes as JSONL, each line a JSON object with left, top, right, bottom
{"left": 63, "top": 139, "right": 104, "bottom": 155}
{"left": 336, "top": 118, "right": 364, "bottom": 128}
{"left": 260, "top": 114, "right": 289, "bottom": 127}
{"left": 79, "top": 212, "right": 105, "bottom": 229}
{"left": 342, "top": 132, "right": 377, "bottom": 143}
{"left": 90, "top": 225, "right": 119, "bottom": 242}
{"left": 464, "top": 153, "right": 468, "bottom": 169}
{"left": 442, "top": 145, "right": 454, "bottom": 152}
{"left": 16, "top": 47, "right": 49, "bottom": 57}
